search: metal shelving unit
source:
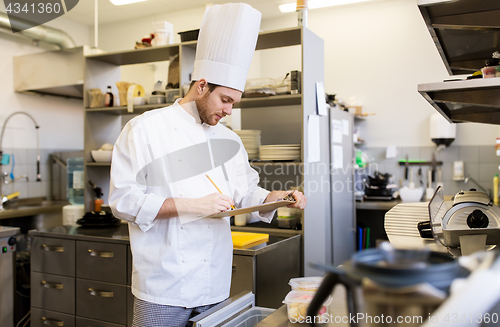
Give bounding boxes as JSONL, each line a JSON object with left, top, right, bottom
{"left": 84, "top": 26, "right": 334, "bottom": 276}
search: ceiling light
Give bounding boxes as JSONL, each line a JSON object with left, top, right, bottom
{"left": 279, "top": 0, "right": 371, "bottom": 13}
{"left": 109, "top": 0, "right": 148, "bottom": 6}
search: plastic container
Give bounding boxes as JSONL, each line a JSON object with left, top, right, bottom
{"left": 244, "top": 78, "right": 276, "bottom": 97}
{"left": 165, "top": 89, "right": 180, "bottom": 103}
{"left": 277, "top": 217, "right": 298, "bottom": 229}
{"left": 67, "top": 157, "right": 84, "bottom": 205}
{"left": 178, "top": 29, "right": 200, "bottom": 42}
{"left": 283, "top": 290, "right": 332, "bottom": 323}
{"left": 289, "top": 276, "right": 324, "bottom": 291}
{"left": 149, "top": 95, "right": 166, "bottom": 104}
{"left": 481, "top": 66, "right": 497, "bottom": 78}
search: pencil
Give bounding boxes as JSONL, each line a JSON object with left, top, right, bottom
{"left": 206, "top": 174, "right": 236, "bottom": 210}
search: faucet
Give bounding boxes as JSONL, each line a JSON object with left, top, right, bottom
{"left": 0, "top": 111, "right": 41, "bottom": 200}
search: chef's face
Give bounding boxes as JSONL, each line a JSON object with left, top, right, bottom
{"left": 196, "top": 85, "right": 242, "bottom": 126}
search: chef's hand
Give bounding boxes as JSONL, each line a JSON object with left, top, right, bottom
{"left": 193, "top": 193, "right": 235, "bottom": 216}
{"left": 264, "top": 190, "right": 307, "bottom": 210}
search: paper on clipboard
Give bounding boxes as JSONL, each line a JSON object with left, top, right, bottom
{"left": 206, "top": 200, "right": 296, "bottom": 218}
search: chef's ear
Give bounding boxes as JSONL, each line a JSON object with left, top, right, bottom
{"left": 197, "top": 79, "right": 209, "bottom": 94}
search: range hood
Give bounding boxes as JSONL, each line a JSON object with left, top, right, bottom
{"left": 417, "top": 0, "right": 500, "bottom": 125}
{"left": 13, "top": 46, "right": 90, "bottom": 99}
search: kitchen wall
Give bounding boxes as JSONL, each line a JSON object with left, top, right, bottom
{"left": 258, "top": 0, "right": 500, "bottom": 147}
{"left": 95, "top": 0, "right": 499, "bottom": 147}
{"left": 0, "top": 12, "right": 90, "bottom": 199}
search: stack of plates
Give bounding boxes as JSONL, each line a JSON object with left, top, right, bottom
{"left": 259, "top": 144, "right": 301, "bottom": 161}
{"left": 234, "top": 130, "right": 261, "bottom": 160}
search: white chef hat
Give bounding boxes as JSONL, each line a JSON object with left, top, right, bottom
{"left": 192, "top": 3, "right": 262, "bottom": 92}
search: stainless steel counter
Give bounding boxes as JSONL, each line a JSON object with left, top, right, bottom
{"left": 0, "top": 226, "right": 20, "bottom": 238}
{"left": 0, "top": 197, "right": 68, "bottom": 220}
{"left": 355, "top": 200, "right": 401, "bottom": 211}
{"left": 29, "top": 223, "right": 301, "bottom": 256}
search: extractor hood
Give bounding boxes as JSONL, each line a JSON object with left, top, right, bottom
{"left": 13, "top": 46, "right": 91, "bottom": 99}
{"left": 417, "top": 0, "right": 500, "bottom": 125}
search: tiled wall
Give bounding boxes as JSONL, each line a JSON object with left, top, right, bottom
{"left": 358, "top": 145, "right": 500, "bottom": 197}
{"left": 1, "top": 148, "right": 83, "bottom": 200}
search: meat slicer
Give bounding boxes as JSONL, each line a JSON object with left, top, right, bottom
{"left": 418, "top": 186, "right": 500, "bottom": 256}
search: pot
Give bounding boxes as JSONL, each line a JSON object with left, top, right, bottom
{"left": 307, "top": 244, "right": 469, "bottom": 327}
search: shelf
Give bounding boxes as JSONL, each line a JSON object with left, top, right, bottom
{"left": 418, "top": 77, "right": 500, "bottom": 124}
{"left": 85, "top": 103, "right": 173, "bottom": 115}
{"left": 85, "top": 27, "right": 302, "bottom": 67}
{"left": 86, "top": 44, "right": 180, "bottom": 65}
{"left": 85, "top": 95, "right": 301, "bottom": 115}
{"left": 237, "top": 94, "right": 302, "bottom": 108}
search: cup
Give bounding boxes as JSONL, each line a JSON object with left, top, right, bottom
{"left": 234, "top": 214, "right": 247, "bottom": 226}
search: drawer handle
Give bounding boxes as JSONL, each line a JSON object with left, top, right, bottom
{"left": 42, "top": 317, "right": 64, "bottom": 326}
{"left": 42, "top": 244, "right": 64, "bottom": 252}
{"left": 88, "top": 288, "right": 114, "bottom": 298}
{"left": 88, "top": 249, "right": 114, "bottom": 258}
{"left": 41, "top": 281, "right": 64, "bottom": 290}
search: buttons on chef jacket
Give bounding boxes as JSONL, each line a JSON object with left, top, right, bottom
{"left": 208, "top": 225, "right": 211, "bottom": 229}
{"left": 179, "top": 193, "right": 184, "bottom": 197}
{"left": 181, "top": 225, "right": 185, "bottom": 230}
{"left": 204, "top": 258, "right": 208, "bottom": 262}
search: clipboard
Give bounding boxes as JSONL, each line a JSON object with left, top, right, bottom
{"left": 206, "top": 200, "right": 296, "bottom": 218}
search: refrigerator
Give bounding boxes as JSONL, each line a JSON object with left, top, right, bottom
{"left": 329, "top": 106, "right": 356, "bottom": 267}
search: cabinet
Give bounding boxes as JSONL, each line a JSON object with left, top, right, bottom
{"left": 417, "top": 0, "right": 500, "bottom": 124}
{"left": 29, "top": 226, "right": 300, "bottom": 321}
{"left": 30, "top": 235, "right": 133, "bottom": 327}
{"left": 83, "top": 27, "right": 338, "bottom": 275}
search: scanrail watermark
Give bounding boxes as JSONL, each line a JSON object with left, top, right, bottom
{"left": 290, "top": 312, "right": 499, "bottom": 325}
{"left": 4, "top": 0, "right": 79, "bottom": 33}
{"left": 289, "top": 313, "right": 424, "bottom": 325}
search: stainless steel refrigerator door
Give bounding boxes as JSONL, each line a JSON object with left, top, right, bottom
{"left": 329, "top": 107, "right": 356, "bottom": 266}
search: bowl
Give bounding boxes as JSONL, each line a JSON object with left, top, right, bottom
{"left": 399, "top": 187, "right": 424, "bottom": 202}
{"left": 132, "top": 97, "right": 146, "bottom": 105}
{"left": 91, "top": 150, "right": 112, "bottom": 163}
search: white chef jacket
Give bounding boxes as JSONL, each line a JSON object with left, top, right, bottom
{"left": 109, "top": 99, "right": 274, "bottom": 307}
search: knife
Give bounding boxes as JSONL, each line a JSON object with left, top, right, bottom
{"left": 404, "top": 154, "right": 409, "bottom": 180}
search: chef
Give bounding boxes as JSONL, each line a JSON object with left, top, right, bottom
{"left": 109, "top": 3, "right": 306, "bottom": 327}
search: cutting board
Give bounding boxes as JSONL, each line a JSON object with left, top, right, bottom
{"left": 231, "top": 232, "right": 269, "bottom": 247}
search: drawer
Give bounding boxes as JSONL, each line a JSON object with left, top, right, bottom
{"left": 31, "top": 237, "right": 75, "bottom": 276}
{"left": 76, "top": 316, "right": 125, "bottom": 327}
{"left": 230, "top": 255, "right": 254, "bottom": 298}
{"left": 127, "top": 245, "right": 132, "bottom": 286}
{"left": 31, "top": 307, "right": 75, "bottom": 327}
{"left": 76, "top": 241, "right": 127, "bottom": 284}
{"left": 76, "top": 279, "right": 127, "bottom": 325}
{"left": 127, "top": 286, "right": 133, "bottom": 327}
{"left": 31, "top": 272, "right": 75, "bottom": 315}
